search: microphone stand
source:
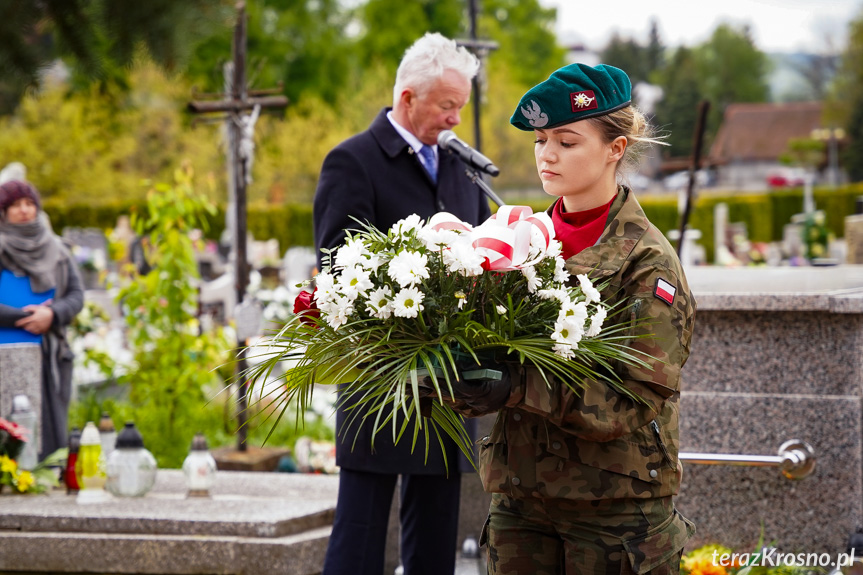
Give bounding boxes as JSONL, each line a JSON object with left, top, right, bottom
{"left": 464, "top": 167, "right": 506, "bottom": 207}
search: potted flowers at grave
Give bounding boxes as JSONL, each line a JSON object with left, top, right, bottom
{"left": 242, "top": 208, "right": 651, "bottom": 461}
{"left": 0, "top": 418, "right": 39, "bottom": 494}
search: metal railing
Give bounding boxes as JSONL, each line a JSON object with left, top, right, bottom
{"left": 679, "top": 439, "right": 816, "bottom": 480}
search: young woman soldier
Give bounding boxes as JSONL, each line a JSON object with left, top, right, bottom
{"left": 429, "top": 62, "right": 696, "bottom": 575}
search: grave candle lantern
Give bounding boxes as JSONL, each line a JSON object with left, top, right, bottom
{"left": 75, "top": 421, "right": 109, "bottom": 503}
{"left": 105, "top": 422, "right": 157, "bottom": 497}
{"left": 182, "top": 432, "right": 217, "bottom": 497}
{"left": 64, "top": 427, "right": 81, "bottom": 495}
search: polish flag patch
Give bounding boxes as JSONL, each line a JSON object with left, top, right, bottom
{"left": 654, "top": 278, "right": 676, "bottom": 305}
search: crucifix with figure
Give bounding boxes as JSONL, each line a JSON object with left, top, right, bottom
{"left": 187, "top": 1, "right": 288, "bottom": 452}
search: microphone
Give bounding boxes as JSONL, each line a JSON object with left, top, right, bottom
{"left": 437, "top": 130, "right": 500, "bottom": 177}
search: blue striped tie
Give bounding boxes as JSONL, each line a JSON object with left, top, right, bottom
{"left": 419, "top": 145, "right": 437, "bottom": 184}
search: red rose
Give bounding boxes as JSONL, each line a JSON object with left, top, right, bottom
{"left": 293, "top": 289, "right": 320, "bottom": 326}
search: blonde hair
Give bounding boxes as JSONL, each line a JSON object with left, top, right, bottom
{"left": 588, "top": 105, "right": 667, "bottom": 179}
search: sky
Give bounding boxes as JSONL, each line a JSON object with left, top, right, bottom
{"left": 538, "top": 0, "right": 862, "bottom": 54}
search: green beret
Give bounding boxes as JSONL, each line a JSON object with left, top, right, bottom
{"left": 510, "top": 63, "right": 632, "bottom": 131}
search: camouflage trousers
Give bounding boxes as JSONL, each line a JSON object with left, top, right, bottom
{"left": 482, "top": 494, "right": 694, "bottom": 575}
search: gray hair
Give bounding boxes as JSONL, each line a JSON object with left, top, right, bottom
{"left": 393, "top": 32, "right": 479, "bottom": 105}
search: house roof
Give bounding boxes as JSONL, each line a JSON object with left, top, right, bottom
{"left": 709, "top": 102, "right": 823, "bottom": 162}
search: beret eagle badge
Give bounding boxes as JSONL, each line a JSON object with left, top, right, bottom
{"left": 521, "top": 100, "right": 549, "bottom": 128}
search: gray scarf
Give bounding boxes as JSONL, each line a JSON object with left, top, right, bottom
{"left": 0, "top": 212, "right": 63, "bottom": 293}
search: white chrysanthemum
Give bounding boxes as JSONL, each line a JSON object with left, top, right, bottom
{"left": 586, "top": 306, "right": 607, "bottom": 337}
{"left": 553, "top": 342, "right": 575, "bottom": 360}
{"left": 545, "top": 239, "right": 563, "bottom": 259}
{"left": 496, "top": 304, "right": 507, "bottom": 315}
{"left": 334, "top": 238, "right": 370, "bottom": 270}
{"left": 365, "top": 286, "right": 394, "bottom": 320}
{"left": 558, "top": 300, "right": 588, "bottom": 324}
{"left": 390, "top": 214, "right": 425, "bottom": 237}
{"left": 529, "top": 227, "right": 549, "bottom": 257}
{"left": 325, "top": 296, "right": 354, "bottom": 330}
{"left": 317, "top": 299, "right": 337, "bottom": 316}
{"left": 443, "top": 242, "right": 485, "bottom": 276}
{"left": 392, "top": 287, "right": 425, "bottom": 318}
{"left": 552, "top": 318, "right": 583, "bottom": 355}
{"left": 418, "top": 226, "right": 460, "bottom": 250}
{"left": 554, "top": 257, "right": 570, "bottom": 283}
{"left": 315, "top": 272, "right": 337, "bottom": 306}
{"left": 362, "top": 253, "right": 384, "bottom": 273}
{"left": 522, "top": 265, "right": 541, "bottom": 293}
{"left": 537, "top": 287, "right": 569, "bottom": 303}
{"left": 387, "top": 250, "right": 430, "bottom": 287}
{"left": 577, "top": 274, "right": 601, "bottom": 303}
{"left": 338, "top": 266, "right": 373, "bottom": 300}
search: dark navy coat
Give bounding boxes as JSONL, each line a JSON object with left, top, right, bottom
{"left": 313, "top": 108, "right": 492, "bottom": 475}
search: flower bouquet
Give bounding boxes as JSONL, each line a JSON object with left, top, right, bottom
{"left": 0, "top": 417, "right": 27, "bottom": 461}
{"left": 244, "top": 206, "right": 649, "bottom": 461}
{"left": 0, "top": 417, "right": 56, "bottom": 494}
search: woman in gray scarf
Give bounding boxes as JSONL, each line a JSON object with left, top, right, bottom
{"left": 0, "top": 180, "right": 84, "bottom": 459}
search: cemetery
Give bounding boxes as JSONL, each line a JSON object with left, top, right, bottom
{"left": 4, "top": 2, "right": 863, "bottom": 575}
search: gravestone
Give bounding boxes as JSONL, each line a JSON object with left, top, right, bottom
{"left": 283, "top": 246, "right": 317, "bottom": 287}
{"left": 0, "top": 344, "right": 42, "bottom": 453}
{"left": 678, "top": 265, "right": 863, "bottom": 554}
{"left": 846, "top": 214, "right": 863, "bottom": 264}
{"left": 667, "top": 229, "right": 706, "bottom": 267}
{"left": 199, "top": 272, "right": 236, "bottom": 323}
{"left": 782, "top": 215, "right": 807, "bottom": 261}
{"left": 62, "top": 227, "right": 109, "bottom": 289}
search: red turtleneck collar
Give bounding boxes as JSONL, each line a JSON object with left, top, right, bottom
{"left": 551, "top": 194, "right": 616, "bottom": 260}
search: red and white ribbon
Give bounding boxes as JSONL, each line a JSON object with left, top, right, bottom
{"left": 428, "top": 212, "right": 473, "bottom": 233}
{"left": 427, "top": 207, "right": 554, "bottom": 271}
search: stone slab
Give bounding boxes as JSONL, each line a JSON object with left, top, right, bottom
{"left": 0, "top": 470, "right": 339, "bottom": 574}
{"left": 0, "top": 344, "right": 42, "bottom": 453}
{"left": 683, "top": 310, "right": 863, "bottom": 396}
{"left": 0, "top": 470, "right": 338, "bottom": 538}
{"left": 0, "top": 527, "right": 331, "bottom": 575}
{"left": 686, "top": 265, "right": 863, "bottom": 312}
{"left": 678, "top": 392, "right": 862, "bottom": 553}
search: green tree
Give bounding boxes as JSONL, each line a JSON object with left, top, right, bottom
{"left": 692, "top": 23, "right": 770, "bottom": 138}
{"left": 826, "top": 9, "right": 863, "bottom": 180}
{"left": 188, "top": 0, "right": 353, "bottom": 106}
{"left": 645, "top": 19, "right": 665, "bottom": 76}
{"left": 0, "top": 60, "right": 225, "bottom": 204}
{"left": 481, "top": 0, "right": 565, "bottom": 87}
{"left": 598, "top": 20, "right": 664, "bottom": 85}
{"left": 601, "top": 33, "right": 647, "bottom": 85}
{"left": 844, "top": 97, "right": 863, "bottom": 181}
{"left": 0, "top": 0, "right": 229, "bottom": 113}
{"left": 357, "top": 0, "right": 465, "bottom": 73}
{"left": 116, "top": 167, "right": 230, "bottom": 468}
{"left": 654, "top": 47, "right": 702, "bottom": 158}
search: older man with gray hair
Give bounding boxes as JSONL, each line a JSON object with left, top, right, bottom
{"left": 313, "top": 32, "right": 491, "bottom": 575}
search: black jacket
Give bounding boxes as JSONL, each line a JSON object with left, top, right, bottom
{"left": 313, "top": 108, "right": 492, "bottom": 474}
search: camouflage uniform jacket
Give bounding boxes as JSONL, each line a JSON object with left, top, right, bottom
{"left": 479, "top": 187, "right": 696, "bottom": 501}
